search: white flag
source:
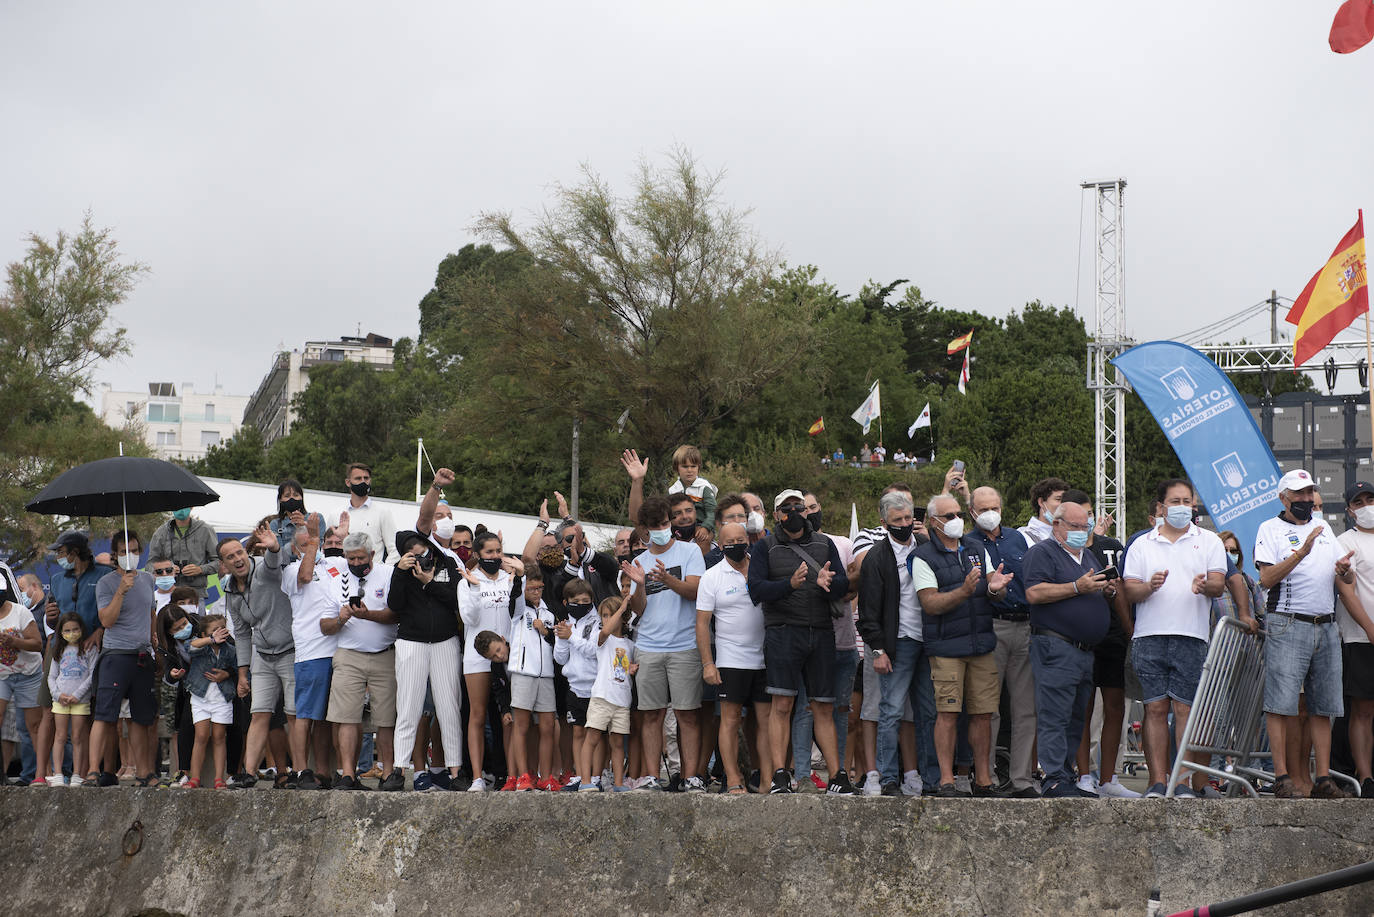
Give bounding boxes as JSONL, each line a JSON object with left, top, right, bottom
{"left": 957, "top": 349, "right": 970, "bottom": 395}
{"left": 850, "top": 380, "right": 881, "bottom": 435}
{"left": 616, "top": 406, "right": 631, "bottom": 433}
{"left": 849, "top": 503, "right": 860, "bottom": 542}
{"left": 907, "top": 402, "right": 932, "bottom": 438}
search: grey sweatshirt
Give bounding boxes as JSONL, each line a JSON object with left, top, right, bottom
{"left": 221, "top": 551, "right": 295, "bottom": 667}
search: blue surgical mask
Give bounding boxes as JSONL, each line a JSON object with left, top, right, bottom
{"left": 56, "top": 557, "right": 73, "bottom": 571}
{"left": 1226, "top": 551, "right": 1240, "bottom": 566}
{"left": 1165, "top": 506, "right": 1193, "bottom": 530}
{"left": 1043, "top": 509, "right": 1055, "bottom": 524}
{"left": 649, "top": 527, "right": 672, "bottom": 547}
{"left": 19, "top": 592, "right": 33, "bottom": 609}
{"left": 173, "top": 624, "right": 193, "bottom": 641}
{"left": 155, "top": 575, "right": 176, "bottom": 591}
{"left": 1065, "top": 530, "right": 1089, "bottom": 549}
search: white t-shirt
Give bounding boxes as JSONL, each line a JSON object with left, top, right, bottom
{"left": 1254, "top": 515, "right": 1342, "bottom": 619}
{"left": 633, "top": 540, "right": 705, "bottom": 653}
{"left": 458, "top": 568, "right": 516, "bottom": 670}
{"left": 0, "top": 603, "right": 41, "bottom": 677}
{"left": 1123, "top": 524, "right": 1227, "bottom": 640}
{"left": 892, "top": 536, "right": 923, "bottom": 641}
{"left": 325, "top": 561, "right": 397, "bottom": 653}
{"left": 281, "top": 556, "right": 343, "bottom": 662}
{"left": 1337, "top": 528, "right": 1374, "bottom": 645}
{"left": 592, "top": 634, "right": 635, "bottom": 707}
{"left": 154, "top": 589, "right": 174, "bottom": 612}
{"left": 697, "top": 561, "right": 764, "bottom": 670}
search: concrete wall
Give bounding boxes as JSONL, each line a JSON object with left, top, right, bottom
{"left": 4, "top": 791, "right": 1371, "bottom": 917}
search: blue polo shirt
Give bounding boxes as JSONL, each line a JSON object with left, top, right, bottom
{"left": 51, "top": 562, "right": 115, "bottom": 634}
{"left": 1022, "top": 540, "right": 1109, "bottom": 645}
{"left": 966, "top": 526, "right": 1030, "bottom": 611}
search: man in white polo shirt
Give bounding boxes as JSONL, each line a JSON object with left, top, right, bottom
{"left": 1122, "top": 477, "right": 1226, "bottom": 798}
{"left": 1256, "top": 468, "right": 1356, "bottom": 799}
{"left": 322, "top": 532, "right": 398, "bottom": 790}
{"left": 696, "top": 522, "right": 771, "bottom": 795}
{"left": 281, "top": 526, "right": 343, "bottom": 789}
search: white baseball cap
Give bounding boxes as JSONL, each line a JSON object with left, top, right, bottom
{"left": 774, "top": 489, "right": 806, "bottom": 510}
{"left": 1278, "top": 469, "right": 1314, "bottom": 493}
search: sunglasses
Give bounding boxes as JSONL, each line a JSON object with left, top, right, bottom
{"left": 932, "top": 512, "right": 961, "bottom": 522}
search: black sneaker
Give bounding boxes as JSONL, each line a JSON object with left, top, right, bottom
{"left": 667, "top": 773, "right": 684, "bottom": 793}
{"left": 284, "top": 770, "right": 300, "bottom": 790}
{"left": 229, "top": 772, "right": 257, "bottom": 789}
{"left": 296, "top": 769, "right": 320, "bottom": 791}
{"left": 972, "top": 782, "right": 1000, "bottom": 798}
{"left": 769, "top": 768, "right": 794, "bottom": 794}
{"left": 432, "top": 770, "right": 452, "bottom": 791}
{"left": 880, "top": 779, "right": 900, "bottom": 797}
{"left": 333, "top": 774, "right": 356, "bottom": 791}
{"left": 1010, "top": 785, "right": 1041, "bottom": 799}
{"left": 97, "top": 771, "right": 119, "bottom": 787}
{"left": 746, "top": 769, "right": 761, "bottom": 794}
{"left": 1362, "top": 777, "right": 1374, "bottom": 799}
{"left": 936, "top": 782, "right": 962, "bottom": 798}
{"left": 380, "top": 770, "right": 406, "bottom": 792}
{"left": 826, "top": 769, "right": 859, "bottom": 796}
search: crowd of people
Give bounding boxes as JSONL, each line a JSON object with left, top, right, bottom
{"left": 1, "top": 449, "right": 1372, "bottom": 801}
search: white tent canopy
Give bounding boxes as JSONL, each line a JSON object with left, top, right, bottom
{"left": 194, "top": 476, "right": 624, "bottom": 552}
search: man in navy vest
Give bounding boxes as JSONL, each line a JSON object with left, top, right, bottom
{"left": 911, "top": 493, "right": 1013, "bottom": 797}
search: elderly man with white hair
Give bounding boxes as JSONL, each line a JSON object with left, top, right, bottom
{"left": 322, "top": 532, "right": 398, "bottom": 790}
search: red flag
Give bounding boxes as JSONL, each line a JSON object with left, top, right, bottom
{"left": 1331, "top": 0, "right": 1374, "bottom": 53}
{"left": 1286, "top": 211, "right": 1368, "bottom": 366}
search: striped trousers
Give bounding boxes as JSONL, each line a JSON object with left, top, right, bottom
{"left": 392, "top": 637, "right": 465, "bottom": 769}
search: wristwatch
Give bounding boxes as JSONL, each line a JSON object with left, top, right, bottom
{"left": 872, "top": 648, "right": 886, "bottom": 658}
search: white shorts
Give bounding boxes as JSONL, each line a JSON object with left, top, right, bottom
{"left": 190, "top": 688, "right": 234, "bottom": 726}
{"left": 510, "top": 674, "right": 556, "bottom": 713}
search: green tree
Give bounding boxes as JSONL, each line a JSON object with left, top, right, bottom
{"left": 0, "top": 216, "right": 150, "bottom": 561}
{"left": 189, "top": 424, "right": 270, "bottom": 483}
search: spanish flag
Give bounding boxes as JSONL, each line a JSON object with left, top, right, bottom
{"left": 1287, "top": 212, "right": 1368, "bottom": 367}
{"left": 807, "top": 417, "right": 825, "bottom": 436}
{"left": 947, "top": 330, "right": 973, "bottom": 354}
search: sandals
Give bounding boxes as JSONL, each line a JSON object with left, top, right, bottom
{"left": 727, "top": 784, "right": 748, "bottom": 795}
{"left": 213, "top": 778, "right": 227, "bottom": 790}
{"left": 187, "top": 778, "right": 202, "bottom": 789}
{"left": 135, "top": 774, "right": 158, "bottom": 788}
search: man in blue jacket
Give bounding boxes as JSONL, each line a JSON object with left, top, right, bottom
{"left": 912, "top": 493, "right": 1012, "bottom": 797}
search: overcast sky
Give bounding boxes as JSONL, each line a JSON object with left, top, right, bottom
{"left": 3, "top": 1, "right": 1370, "bottom": 400}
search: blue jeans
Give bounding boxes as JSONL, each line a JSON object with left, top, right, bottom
{"left": 1030, "top": 635, "right": 1095, "bottom": 792}
{"left": 793, "top": 649, "right": 860, "bottom": 777}
{"left": 877, "top": 638, "right": 939, "bottom": 786}
{"left": 16, "top": 707, "right": 35, "bottom": 782}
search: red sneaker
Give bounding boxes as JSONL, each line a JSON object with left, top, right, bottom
{"left": 500, "top": 775, "right": 517, "bottom": 792}
{"left": 515, "top": 773, "right": 537, "bottom": 792}
{"left": 539, "top": 775, "right": 560, "bottom": 792}
{"left": 810, "top": 774, "right": 826, "bottom": 791}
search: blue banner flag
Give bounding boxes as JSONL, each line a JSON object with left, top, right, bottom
{"left": 1112, "top": 342, "right": 1281, "bottom": 574}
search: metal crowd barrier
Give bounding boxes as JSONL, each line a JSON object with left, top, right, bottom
{"left": 1165, "top": 615, "right": 1361, "bottom": 798}
{"left": 1166, "top": 616, "right": 1268, "bottom": 798}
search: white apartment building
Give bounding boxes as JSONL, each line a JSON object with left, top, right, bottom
{"left": 98, "top": 382, "right": 250, "bottom": 461}
{"left": 242, "top": 332, "right": 394, "bottom": 446}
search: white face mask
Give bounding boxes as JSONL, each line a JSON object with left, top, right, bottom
{"left": 942, "top": 517, "right": 965, "bottom": 539}
{"left": 117, "top": 552, "right": 140, "bottom": 572}
{"left": 975, "top": 510, "right": 1001, "bottom": 533}
{"left": 178, "top": 603, "right": 199, "bottom": 616}
{"left": 1355, "top": 505, "right": 1374, "bottom": 529}
{"left": 745, "top": 511, "right": 765, "bottom": 534}
{"left": 433, "top": 517, "right": 456, "bottom": 541}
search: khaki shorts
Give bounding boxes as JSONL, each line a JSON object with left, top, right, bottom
{"left": 930, "top": 652, "right": 1001, "bottom": 715}
{"left": 327, "top": 647, "right": 397, "bottom": 726}
{"left": 585, "top": 696, "right": 631, "bottom": 734}
{"left": 634, "top": 648, "right": 702, "bottom": 711}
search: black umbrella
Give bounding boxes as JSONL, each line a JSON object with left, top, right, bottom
{"left": 27, "top": 455, "right": 220, "bottom": 553}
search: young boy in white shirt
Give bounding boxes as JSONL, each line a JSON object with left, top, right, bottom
{"left": 553, "top": 579, "right": 600, "bottom": 790}
{"left": 582, "top": 596, "right": 637, "bottom": 791}
{"left": 480, "top": 569, "right": 558, "bottom": 791}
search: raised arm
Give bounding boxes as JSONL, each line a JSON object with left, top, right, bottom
{"left": 417, "top": 468, "right": 455, "bottom": 536}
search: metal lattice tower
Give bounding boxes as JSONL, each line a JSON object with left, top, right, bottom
{"left": 1083, "top": 179, "right": 1130, "bottom": 536}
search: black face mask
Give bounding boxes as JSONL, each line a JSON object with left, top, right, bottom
{"left": 323, "top": 547, "right": 344, "bottom": 558}
{"left": 565, "top": 601, "right": 592, "bottom": 619}
{"left": 478, "top": 556, "right": 503, "bottom": 574}
{"left": 630, "top": 547, "right": 647, "bottom": 560}
{"left": 1288, "top": 500, "right": 1315, "bottom": 522}
{"left": 672, "top": 523, "right": 696, "bottom": 542}
{"left": 887, "top": 523, "right": 914, "bottom": 543}
{"left": 781, "top": 508, "right": 807, "bottom": 533}
{"left": 347, "top": 562, "right": 371, "bottom": 578}
{"left": 808, "top": 510, "right": 823, "bottom": 532}
{"left": 722, "top": 543, "right": 749, "bottom": 563}
{"left": 349, "top": 482, "right": 371, "bottom": 498}
{"left": 279, "top": 498, "right": 305, "bottom": 515}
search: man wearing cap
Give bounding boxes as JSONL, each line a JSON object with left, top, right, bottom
{"left": 1122, "top": 478, "right": 1227, "bottom": 797}
{"left": 1254, "top": 469, "right": 1356, "bottom": 798}
{"left": 748, "top": 489, "right": 857, "bottom": 794}
{"left": 1337, "top": 480, "right": 1374, "bottom": 799}
{"left": 46, "top": 533, "right": 112, "bottom": 654}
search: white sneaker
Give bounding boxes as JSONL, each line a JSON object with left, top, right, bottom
{"left": 953, "top": 775, "right": 971, "bottom": 795}
{"left": 590, "top": 775, "right": 602, "bottom": 788}
{"left": 684, "top": 776, "right": 707, "bottom": 793}
{"left": 466, "top": 776, "right": 488, "bottom": 792}
{"left": 861, "top": 771, "right": 882, "bottom": 797}
{"left": 1076, "top": 774, "right": 1098, "bottom": 793}
{"left": 46, "top": 775, "right": 66, "bottom": 787}
{"left": 1096, "top": 776, "right": 1142, "bottom": 799}
{"left": 901, "top": 772, "right": 924, "bottom": 797}
{"left": 68, "top": 775, "right": 85, "bottom": 787}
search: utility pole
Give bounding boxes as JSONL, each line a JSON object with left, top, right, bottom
{"left": 1270, "top": 289, "right": 1279, "bottom": 346}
